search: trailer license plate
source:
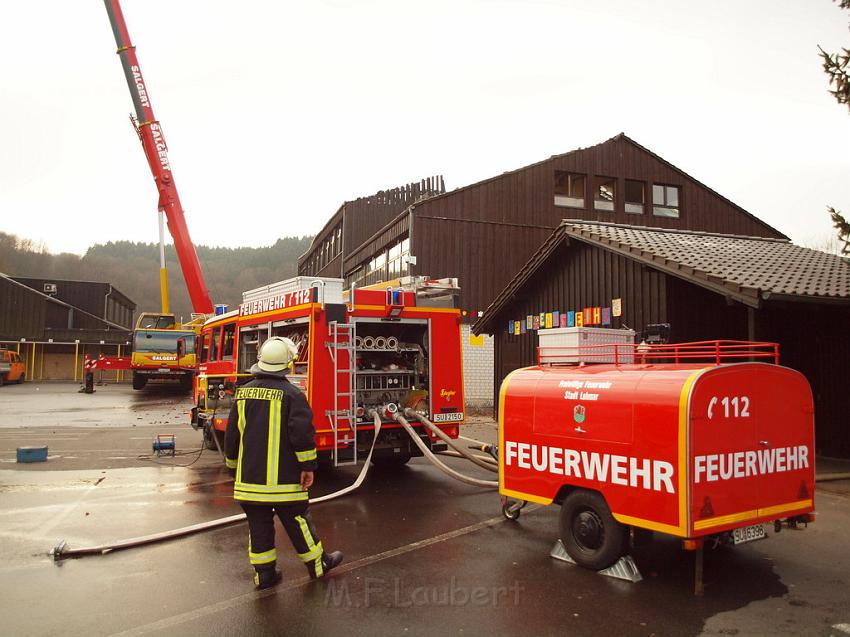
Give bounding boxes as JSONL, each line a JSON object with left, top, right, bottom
{"left": 732, "top": 524, "right": 766, "bottom": 545}
{"left": 432, "top": 412, "right": 464, "bottom": 423}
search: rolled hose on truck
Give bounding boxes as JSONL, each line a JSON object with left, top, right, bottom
{"left": 52, "top": 407, "right": 498, "bottom": 559}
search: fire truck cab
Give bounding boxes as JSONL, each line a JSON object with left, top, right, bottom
{"left": 191, "top": 276, "right": 466, "bottom": 466}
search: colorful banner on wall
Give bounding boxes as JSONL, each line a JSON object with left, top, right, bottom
{"left": 505, "top": 300, "right": 622, "bottom": 335}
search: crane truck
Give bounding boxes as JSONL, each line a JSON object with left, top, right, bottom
{"left": 97, "top": 0, "right": 214, "bottom": 390}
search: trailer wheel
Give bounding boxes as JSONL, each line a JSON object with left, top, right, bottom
{"left": 502, "top": 503, "right": 521, "bottom": 521}
{"left": 559, "top": 490, "right": 627, "bottom": 570}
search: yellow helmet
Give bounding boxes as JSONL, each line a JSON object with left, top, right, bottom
{"left": 257, "top": 337, "right": 299, "bottom": 373}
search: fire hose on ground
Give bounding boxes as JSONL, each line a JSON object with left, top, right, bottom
{"left": 53, "top": 411, "right": 384, "bottom": 559}
{"left": 52, "top": 406, "right": 500, "bottom": 559}
{"left": 402, "top": 409, "right": 498, "bottom": 473}
{"left": 391, "top": 410, "right": 498, "bottom": 489}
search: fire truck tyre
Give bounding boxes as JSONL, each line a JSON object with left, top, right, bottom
{"left": 559, "top": 490, "right": 627, "bottom": 570}
{"left": 132, "top": 373, "right": 147, "bottom": 390}
{"left": 17, "top": 373, "right": 24, "bottom": 384}
{"left": 179, "top": 374, "right": 193, "bottom": 392}
{"left": 371, "top": 454, "right": 412, "bottom": 468}
{"left": 204, "top": 427, "right": 224, "bottom": 451}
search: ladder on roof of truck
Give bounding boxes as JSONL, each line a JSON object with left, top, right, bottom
{"left": 326, "top": 321, "right": 357, "bottom": 467}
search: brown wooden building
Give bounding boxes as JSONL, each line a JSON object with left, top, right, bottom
{"left": 474, "top": 221, "right": 850, "bottom": 458}
{"left": 298, "top": 134, "right": 786, "bottom": 318}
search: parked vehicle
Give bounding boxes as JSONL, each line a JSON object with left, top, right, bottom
{"left": 0, "top": 349, "right": 25, "bottom": 385}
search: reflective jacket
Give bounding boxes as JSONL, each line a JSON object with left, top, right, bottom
{"left": 224, "top": 373, "right": 318, "bottom": 504}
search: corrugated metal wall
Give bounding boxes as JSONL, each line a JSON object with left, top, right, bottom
{"left": 488, "top": 240, "right": 850, "bottom": 457}
{"left": 412, "top": 216, "right": 553, "bottom": 316}
{"left": 0, "top": 276, "right": 46, "bottom": 340}
{"left": 491, "top": 241, "right": 669, "bottom": 403}
{"left": 405, "top": 136, "right": 785, "bottom": 316}
{"left": 756, "top": 303, "right": 850, "bottom": 458}
{"left": 12, "top": 277, "right": 135, "bottom": 328}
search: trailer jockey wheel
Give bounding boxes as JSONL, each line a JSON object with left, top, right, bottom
{"left": 559, "top": 490, "right": 627, "bottom": 570}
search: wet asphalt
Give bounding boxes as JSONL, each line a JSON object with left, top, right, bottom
{"left": 1, "top": 382, "right": 850, "bottom": 637}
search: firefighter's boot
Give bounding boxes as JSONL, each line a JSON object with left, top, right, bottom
{"left": 254, "top": 565, "right": 282, "bottom": 590}
{"left": 309, "top": 550, "right": 344, "bottom": 579}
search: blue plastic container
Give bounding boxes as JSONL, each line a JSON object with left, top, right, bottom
{"left": 17, "top": 446, "right": 48, "bottom": 463}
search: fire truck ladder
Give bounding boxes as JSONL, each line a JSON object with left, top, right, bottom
{"left": 326, "top": 321, "right": 358, "bottom": 467}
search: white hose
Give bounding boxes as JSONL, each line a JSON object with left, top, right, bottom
{"left": 438, "top": 450, "right": 498, "bottom": 466}
{"left": 393, "top": 412, "right": 498, "bottom": 488}
{"left": 375, "top": 336, "right": 387, "bottom": 350}
{"left": 363, "top": 336, "right": 375, "bottom": 349}
{"left": 386, "top": 336, "right": 398, "bottom": 351}
{"left": 459, "top": 434, "right": 492, "bottom": 447}
{"left": 404, "top": 409, "right": 498, "bottom": 473}
{"left": 310, "top": 412, "right": 382, "bottom": 503}
{"left": 54, "top": 412, "right": 384, "bottom": 559}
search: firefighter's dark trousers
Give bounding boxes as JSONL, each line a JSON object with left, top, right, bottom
{"left": 240, "top": 501, "right": 326, "bottom": 578}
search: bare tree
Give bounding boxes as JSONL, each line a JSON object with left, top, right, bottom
{"left": 820, "top": 1, "right": 850, "bottom": 254}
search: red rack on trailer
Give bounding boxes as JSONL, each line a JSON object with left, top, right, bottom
{"left": 191, "top": 277, "right": 466, "bottom": 466}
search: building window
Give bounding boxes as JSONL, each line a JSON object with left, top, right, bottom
{"left": 221, "top": 323, "right": 235, "bottom": 360}
{"left": 200, "top": 334, "right": 210, "bottom": 362}
{"left": 625, "top": 180, "right": 645, "bottom": 214}
{"left": 554, "top": 172, "right": 585, "bottom": 208}
{"left": 386, "top": 237, "right": 410, "bottom": 279}
{"left": 593, "top": 176, "right": 616, "bottom": 211}
{"left": 365, "top": 252, "right": 386, "bottom": 285}
{"left": 653, "top": 184, "right": 680, "bottom": 218}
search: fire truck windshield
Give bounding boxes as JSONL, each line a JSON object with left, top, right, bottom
{"left": 134, "top": 331, "right": 196, "bottom": 353}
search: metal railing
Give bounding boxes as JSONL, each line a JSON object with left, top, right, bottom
{"left": 537, "top": 340, "right": 780, "bottom": 367}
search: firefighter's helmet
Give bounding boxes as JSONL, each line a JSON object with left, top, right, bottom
{"left": 257, "top": 337, "right": 299, "bottom": 373}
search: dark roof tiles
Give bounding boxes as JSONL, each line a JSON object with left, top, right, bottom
{"left": 474, "top": 221, "right": 850, "bottom": 334}
{"left": 566, "top": 222, "right": 850, "bottom": 299}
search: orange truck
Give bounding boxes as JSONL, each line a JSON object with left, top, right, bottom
{"left": 0, "top": 349, "right": 25, "bottom": 386}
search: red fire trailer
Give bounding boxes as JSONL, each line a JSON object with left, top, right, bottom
{"left": 191, "top": 277, "right": 466, "bottom": 466}
{"left": 499, "top": 340, "right": 815, "bottom": 575}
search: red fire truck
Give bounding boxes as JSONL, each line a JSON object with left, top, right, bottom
{"left": 499, "top": 339, "right": 815, "bottom": 573}
{"left": 191, "top": 276, "right": 466, "bottom": 466}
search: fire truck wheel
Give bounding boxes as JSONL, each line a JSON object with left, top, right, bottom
{"left": 559, "top": 490, "right": 627, "bottom": 570}
{"left": 203, "top": 427, "right": 224, "bottom": 451}
{"left": 132, "top": 373, "right": 147, "bottom": 390}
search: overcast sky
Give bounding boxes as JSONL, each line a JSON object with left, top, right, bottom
{"left": 2, "top": 0, "right": 849, "bottom": 256}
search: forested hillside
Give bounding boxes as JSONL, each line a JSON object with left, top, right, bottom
{"left": 0, "top": 232, "right": 313, "bottom": 320}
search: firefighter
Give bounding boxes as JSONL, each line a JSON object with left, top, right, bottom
{"left": 224, "top": 336, "right": 343, "bottom": 589}
{"left": 82, "top": 354, "right": 95, "bottom": 394}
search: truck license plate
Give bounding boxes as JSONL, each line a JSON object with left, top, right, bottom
{"left": 432, "top": 412, "right": 464, "bottom": 423}
{"left": 732, "top": 523, "right": 766, "bottom": 545}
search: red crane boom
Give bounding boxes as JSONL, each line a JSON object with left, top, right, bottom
{"left": 103, "top": 0, "right": 214, "bottom": 315}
